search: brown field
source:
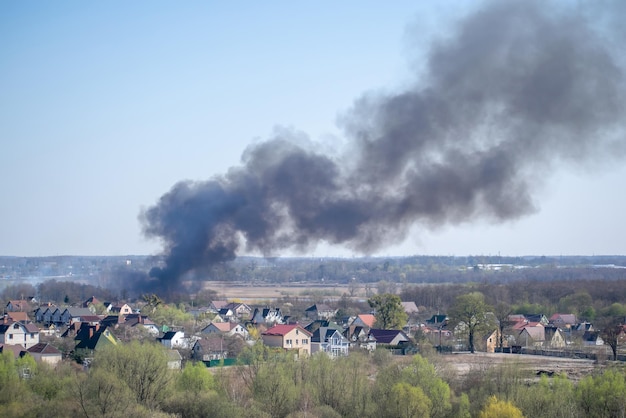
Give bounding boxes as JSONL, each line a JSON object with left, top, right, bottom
{"left": 203, "top": 281, "right": 360, "bottom": 302}
{"left": 433, "top": 352, "right": 604, "bottom": 382}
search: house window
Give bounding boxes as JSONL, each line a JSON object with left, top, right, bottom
{"left": 30, "top": 333, "right": 35, "bottom": 338}
{"left": 286, "top": 339, "right": 292, "bottom": 345}
{"left": 296, "top": 339, "right": 299, "bottom": 345}
{"left": 9, "top": 334, "right": 13, "bottom": 339}
{"left": 302, "top": 339, "right": 308, "bottom": 344}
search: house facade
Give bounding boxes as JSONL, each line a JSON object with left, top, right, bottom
{"left": 27, "top": 342, "right": 62, "bottom": 366}
{"left": 0, "top": 322, "right": 40, "bottom": 349}
{"left": 261, "top": 324, "right": 312, "bottom": 356}
{"left": 159, "top": 330, "right": 186, "bottom": 349}
{"left": 201, "top": 322, "right": 249, "bottom": 339}
{"left": 311, "top": 327, "right": 349, "bottom": 357}
{"left": 192, "top": 337, "right": 229, "bottom": 361}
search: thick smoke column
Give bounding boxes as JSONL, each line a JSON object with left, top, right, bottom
{"left": 142, "top": 1, "right": 626, "bottom": 289}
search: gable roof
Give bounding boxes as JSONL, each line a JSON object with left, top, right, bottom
{"left": 426, "top": 314, "right": 448, "bottom": 325}
{"left": 65, "top": 307, "right": 94, "bottom": 317}
{"left": 520, "top": 326, "right": 545, "bottom": 341}
{"left": 210, "top": 301, "right": 229, "bottom": 310}
{"left": 161, "top": 330, "right": 184, "bottom": 340}
{"left": 75, "top": 328, "right": 118, "bottom": 350}
{"left": 369, "top": 329, "right": 410, "bottom": 344}
{"left": 4, "top": 312, "right": 30, "bottom": 323}
{"left": 401, "top": 302, "right": 419, "bottom": 314}
{"left": 83, "top": 296, "right": 101, "bottom": 307}
{"left": 355, "top": 314, "right": 376, "bottom": 328}
{"left": 0, "top": 321, "right": 39, "bottom": 334}
{"left": 262, "top": 324, "right": 312, "bottom": 337}
{"left": 194, "top": 337, "right": 228, "bottom": 352}
{"left": 311, "top": 327, "right": 345, "bottom": 343}
{"left": 0, "top": 343, "right": 26, "bottom": 358}
{"left": 27, "top": 342, "right": 61, "bottom": 355}
{"left": 205, "top": 322, "right": 237, "bottom": 332}
{"left": 6, "top": 300, "right": 31, "bottom": 311}
{"left": 549, "top": 313, "right": 577, "bottom": 324}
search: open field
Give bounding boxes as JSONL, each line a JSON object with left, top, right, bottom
{"left": 203, "top": 281, "right": 360, "bottom": 302}
{"left": 435, "top": 352, "right": 603, "bottom": 382}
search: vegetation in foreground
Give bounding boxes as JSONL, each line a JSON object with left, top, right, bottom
{"left": 2, "top": 341, "right": 626, "bottom": 418}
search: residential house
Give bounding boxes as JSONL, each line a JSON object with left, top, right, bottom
{"left": 110, "top": 303, "right": 133, "bottom": 315}
{"left": 582, "top": 331, "right": 604, "bottom": 346}
{"left": 209, "top": 300, "right": 229, "bottom": 313}
{"left": 368, "top": 329, "right": 411, "bottom": 346}
{"left": 201, "top": 322, "right": 249, "bottom": 339}
{"left": 311, "top": 327, "right": 349, "bottom": 357}
{"left": 401, "top": 302, "right": 419, "bottom": 315}
{"left": 250, "top": 307, "right": 284, "bottom": 325}
{"left": 224, "top": 302, "right": 252, "bottom": 318}
{"left": 167, "top": 349, "right": 183, "bottom": 369}
{"left": 6, "top": 300, "right": 31, "bottom": 312}
{"left": 549, "top": 313, "right": 578, "bottom": 329}
{"left": 77, "top": 315, "right": 103, "bottom": 325}
{"left": 82, "top": 296, "right": 103, "bottom": 313}
{"left": 51, "top": 307, "right": 64, "bottom": 326}
{"left": 484, "top": 330, "right": 498, "bottom": 353}
{"left": 261, "top": 324, "right": 312, "bottom": 356}
{"left": 159, "top": 330, "right": 186, "bottom": 349}
{"left": 0, "top": 343, "right": 26, "bottom": 359}
{"left": 343, "top": 325, "right": 376, "bottom": 351}
{"left": 518, "top": 325, "right": 545, "bottom": 347}
{"left": 0, "top": 321, "right": 40, "bottom": 349}
{"left": 304, "top": 320, "right": 333, "bottom": 334}
{"left": 3, "top": 311, "right": 31, "bottom": 324}
{"left": 27, "top": 342, "right": 62, "bottom": 366}
{"left": 351, "top": 314, "right": 376, "bottom": 329}
{"left": 216, "top": 308, "right": 235, "bottom": 322}
{"left": 34, "top": 305, "right": 56, "bottom": 325}
{"left": 526, "top": 314, "right": 550, "bottom": 326}
{"left": 426, "top": 314, "right": 448, "bottom": 327}
{"left": 60, "top": 307, "right": 94, "bottom": 325}
{"left": 192, "top": 337, "right": 229, "bottom": 361}
{"left": 123, "top": 314, "right": 160, "bottom": 336}
{"left": 74, "top": 324, "right": 119, "bottom": 354}
{"left": 305, "top": 304, "right": 337, "bottom": 320}
{"left": 544, "top": 326, "right": 566, "bottom": 348}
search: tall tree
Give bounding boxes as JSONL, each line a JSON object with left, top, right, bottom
{"left": 493, "top": 302, "right": 513, "bottom": 349}
{"left": 598, "top": 316, "right": 624, "bottom": 361}
{"left": 368, "top": 293, "right": 408, "bottom": 329}
{"left": 91, "top": 341, "right": 172, "bottom": 410}
{"left": 449, "top": 292, "right": 493, "bottom": 353}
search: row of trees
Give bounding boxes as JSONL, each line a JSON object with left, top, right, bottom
{"left": 3, "top": 339, "right": 626, "bottom": 417}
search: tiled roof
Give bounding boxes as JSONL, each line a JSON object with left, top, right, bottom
{"left": 356, "top": 314, "right": 376, "bottom": 328}
{"left": 369, "top": 329, "right": 409, "bottom": 344}
{"left": 263, "top": 324, "right": 311, "bottom": 337}
{"left": 27, "top": 342, "right": 61, "bottom": 355}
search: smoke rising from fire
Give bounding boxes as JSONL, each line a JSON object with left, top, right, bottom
{"left": 140, "top": 1, "right": 626, "bottom": 290}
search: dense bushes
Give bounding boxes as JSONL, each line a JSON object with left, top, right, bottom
{"left": 2, "top": 342, "right": 626, "bottom": 417}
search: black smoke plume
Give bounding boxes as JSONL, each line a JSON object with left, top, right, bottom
{"left": 141, "top": 1, "right": 626, "bottom": 291}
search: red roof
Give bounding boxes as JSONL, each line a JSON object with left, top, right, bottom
{"left": 356, "top": 314, "right": 376, "bottom": 328}
{"left": 262, "top": 324, "right": 311, "bottom": 337}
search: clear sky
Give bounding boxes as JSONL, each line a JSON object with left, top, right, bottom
{"left": 2, "top": 1, "right": 626, "bottom": 258}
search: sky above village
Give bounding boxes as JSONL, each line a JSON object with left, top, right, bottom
{"left": 2, "top": 1, "right": 626, "bottom": 258}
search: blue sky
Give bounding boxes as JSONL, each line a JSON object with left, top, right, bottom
{"left": 2, "top": 1, "right": 626, "bottom": 257}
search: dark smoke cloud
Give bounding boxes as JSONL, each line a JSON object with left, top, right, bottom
{"left": 140, "top": 0, "right": 626, "bottom": 291}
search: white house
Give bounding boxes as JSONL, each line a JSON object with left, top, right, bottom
{"left": 0, "top": 322, "right": 40, "bottom": 349}
{"left": 159, "top": 330, "right": 186, "bottom": 349}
